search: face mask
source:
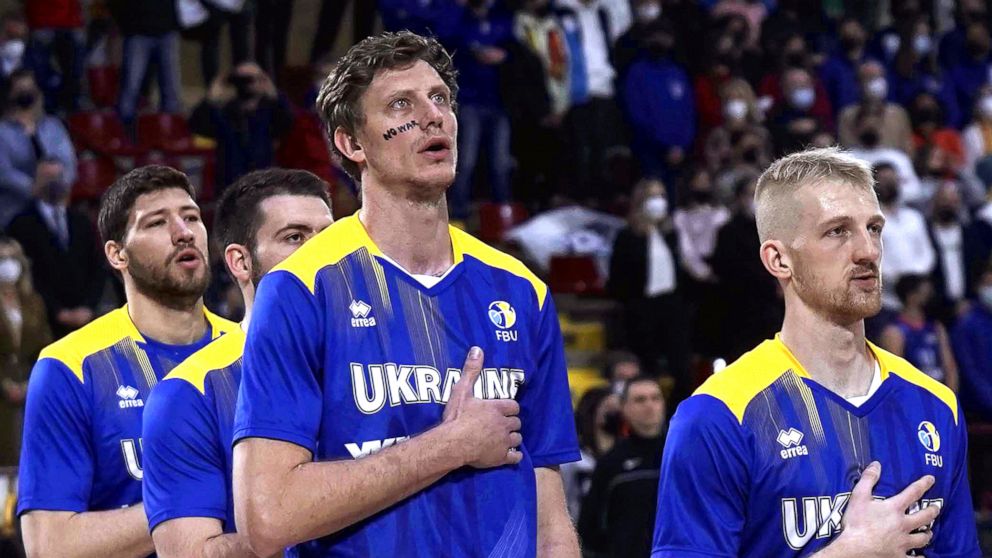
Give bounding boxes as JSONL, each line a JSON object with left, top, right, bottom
{"left": 865, "top": 76, "right": 887, "bottom": 100}
{"left": 967, "top": 40, "right": 989, "bottom": 58}
{"left": 934, "top": 207, "right": 957, "bottom": 223}
{"left": 0, "top": 40, "right": 24, "bottom": 62}
{"left": 724, "top": 99, "right": 748, "bottom": 121}
{"left": 876, "top": 182, "right": 899, "bottom": 204}
{"left": 840, "top": 35, "right": 863, "bottom": 53}
{"left": 46, "top": 180, "right": 70, "bottom": 204}
{"left": 636, "top": 3, "right": 661, "bottom": 23}
{"left": 0, "top": 258, "right": 21, "bottom": 284}
{"left": 741, "top": 146, "right": 760, "bottom": 164}
{"left": 691, "top": 189, "right": 713, "bottom": 204}
{"left": 980, "top": 285, "right": 992, "bottom": 311}
{"left": 913, "top": 34, "right": 932, "bottom": 55}
{"left": 788, "top": 87, "right": 815, "bottom": 110}
{"left": 980, "top": 95, "right": 992, "bottom": 119}
{"left": 914, "top": 106, "right": 940, "bottom": 127}
{"left": 643, "top": 195, "right": 668, "bottom": 220}
{"left": 859, "top": 129, "right": 880, "bottom": 148}
{"left": 12, "top": 91, "right": 35, "bottom": 109}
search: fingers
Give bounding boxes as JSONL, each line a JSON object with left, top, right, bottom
{"left": 505, "top": 448, "right": 523, "bottom": 465}
{"left": 904, "top": 502, "right": 941, "bottom": 532}
{"left": 494, "top": 399, "right": 520, "bottom": 417}
{"left": 449, "top": 347, "right": 484, "bottom": 407}
{"left": 891, "top": 474, "right": 935, "bottom": 510}
{"left": 903, "top": 530, "right": 934, "bottom": 553}
{"left": 506, "top": 416, "right": 521, "bottom": 433}
{"left": 851, "top": 461, "right": 882, "bottom": 502}
{"left": 508, "top": 432, "right": 522, "bottom": 447}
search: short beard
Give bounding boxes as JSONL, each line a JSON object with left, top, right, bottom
{"left": 128, "top": 248, "right": 211, "bottom": 311}
{"left": 792, "top": 255, "right": 882, "bottom": 324}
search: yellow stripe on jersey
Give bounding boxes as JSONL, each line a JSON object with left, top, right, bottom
{"left": 275, "top": 213, "right": 549, "bottom": 309}
{"left": 164, "top": 329, "right": 246, "bottom": 395}
{"left": 37, "top": 305, "right": 238, "bottom": 384}
{"left": 868, "top": 341, "right": 959, "bottom": 424}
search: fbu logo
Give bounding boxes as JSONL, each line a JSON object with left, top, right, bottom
{"left": 489, "top": 301, "right": 517, "bottom": 342}
{"left": 918, "top": 421, "right": 943, "bottom": 468}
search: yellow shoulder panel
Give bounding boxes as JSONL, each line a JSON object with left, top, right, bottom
{"left": 870, "top": 342, "right": 959, "bottom": 424}
{"left": 164, "top": 329, "right": 246, "bottom": 395}
{"left": 450, "top": 227, "right": 549, "bottom": 310}
{"left": 205, "top": 309, "right": 240, "bottom": 338}
{"left": 693, "top": 339, "right": 795, "bottom": 424}
{"left": 37, "top": 306, "right": 138, "bottom": 383}
{"left": 272, "top": 214, "right": 376, "bottom": 293}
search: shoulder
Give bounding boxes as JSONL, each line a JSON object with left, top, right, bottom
{"left": 452, "top": 226, "right": 549, "bottom": 310}
{"left": 163, "top": 330, "right": 245, "bottom": 396}
{"left": 692, "top": 339, "right": 792, "bottom": 424}
{"left": 37, "top": 307, "right": 133, "bottom": 383}
{"left": 873, "top": 342, "right": 960, "bottom": 424}
{"left": 270, "top": 214, "right": 371, "bottom": 294}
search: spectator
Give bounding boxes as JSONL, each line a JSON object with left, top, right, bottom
{"left": 928, "top": 181, "right": 992, "bottom": 319}
{"left": 23, "top": 0, "right": 84, "bottom": 115}
{"left": 608, "top": 179, "right": 688, "bottom": 388}
{"left": 621, "top": 20, "right": 695, "bottom": 184}
{"left": 950, "top": 261, "right": 992, "bottom": 421}
{"left": 889, "top": 18, "right": 962, "bottom": 128}
{"left": 768, "top": 67, "right": 830, "bottom": 155}
{"left": 910, "top": 93, "right": 965, "bottom": 175}
{"left": 873, "top": 162, "right": 936, "bottom": 311}
{"left": 190, "top": 62, "right": 294, "bottom": 188}
{"left": 108, "top": 0, "right": 182, "bottom": 128}
{"left": 880, "top": 274, "right": 959, "bottom": 391}
{"left": 561, "top": 387, "right": 620, "bottom": 521}
{"left": 760, "top": 0, "right": 830, "bottom": 64}
{"left": 0, "top": 235, "right": 50, "bottom": 466}
{"left": 312, "top": 0, "right": 377, "bottom": 61}
{"left": 838, "top": 60, "right": 914, "bottom": 155}
{"left": 866, "top": 1, "right": 925, "bottom": 67}
{"left": 710, "top": 0, "right": 766, "bottom": 49}
{"left": 938, "top": 0, "right": 988, "bottom": 71}
{"left": 711, "top": 175, "right": 782, "bottom": 361}
{"left": 613, "top": 0, "right": 663, "bottom": 80}
{"left": 378, "top": 0, "right": 460, "bottom": 40}
{"left": 0, "top": 12, "right": 27, "bottom": 82}
{"left": 917, "top": 142, "right": 982, "bottom": 210}
{"left": 848, "top": 112, "right": 924, "bottom": 205}
{"left": 948, "top": 21, "right": 992, "bottom": 128}
{"left": 557, "top": 0, "right": 627, "bottom": 202}
{"left": 449, "top": 0, "right": 514, "bottom": 220}
{"left": 703, "top": 78, "right": 771, "bottom": 188}
{"left": 255, "top": 0, "right": 294, "bottom": 84}
{"left": 187, "top": 0, "right": 253, "bottom": 87}
{"left": 5, "top": 157, "right": 105, "bottom": 340}
{"left": 818, "top": 17, "right": 870, "bottom": 114}
{"left": 0, "top": 69, "right": 76, "bottom": 229}
{"left": 603, "top": 350, "right": 641, "bottom": 390}
{"left": 962, "top": 84, "right": 992, "bottom": 195}
{"left": 579, "top": 376, "right": 665, "bottom": 558}
{"left": 692, "top": 31, "right": 741, "bottom": 133}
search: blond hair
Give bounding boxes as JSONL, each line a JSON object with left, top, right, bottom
{"left": 754, "top": 147, "right": 874, "bottom": 242}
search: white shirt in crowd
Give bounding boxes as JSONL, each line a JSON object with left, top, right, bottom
{"left": 880, "top": 205, "right": 936, "bottom": 309}
{"left": 645, "top": 227, "right": 676, "bottom": 297}
{"left": 932, "top": 223, "right": 966, "bottom": 302}
{"left": 557, "top": 0, "right": 616, "bottom": 98}
{"left": 673, "top": 205, "right": 730, "bottom": 282}
{"left": 848, "top": 147, "right": 924, "bottom": 206}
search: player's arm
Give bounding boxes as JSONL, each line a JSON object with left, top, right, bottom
{"left": 879, "top": 324, "right": 905, "bottom": 356}
{"left": 152, "top": 518, "right": 263, "bottom": 558}
{"left": 18, "top": 358, "right": 153, "bottom": 558}
{"left": 234, "top": 348, "right": 521, "bottom": 557}
{"left": 926, "top": 414, "right": 981, "bottom": 557}
{"left": 936, "top": 323, "right": 959, "bottom": 392}
{"left": 536, "top": 466, "right": 580, "bottom": 558}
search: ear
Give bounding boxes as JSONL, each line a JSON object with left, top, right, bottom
{"left": 759, "top": 239, "right": 793, "bottom": 281}
{"left": 224, "top": 243, "right": 252, "bottom": 286}
{"left": 333, "top": 126, "right": 366, "bottom": 167}
{"left": 104, "top": 241, "right": 128, "bottom": 272}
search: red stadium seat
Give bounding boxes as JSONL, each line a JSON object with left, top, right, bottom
{"left": 72, "top": 155, "right": 118, "bottom": 202}
{"left": 549, "top": 255, "right": 604, "bottom": 295}
{"left": 87, "top": 66, "right": 120, "bottom": 109}
{"left": 478, "top": 202, "right": 528, "bottom": 245}
{"left": 137, "top": 113, "right": 195, "bottom": 152}
{"left": 67, "top": 111, "right": 133, "bottom": 154}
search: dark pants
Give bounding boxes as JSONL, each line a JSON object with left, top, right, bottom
{"left": 623, "top": 292, "right": 691, "bottom": 406}
{"left": 255, "top": 0, "right": 294, "bottom": 83}
{"left": 563, "top": 96, "right": 626, "bottom": 202}
{"left": 511, "top": 121, "right": 563, "bottom": 212}
{"left": 195, "top": 6, "right": 253, "bottom": 85}
{"left": 310, "top": 0, "right": 377, "bottom": 62}
{"left": 450, "top": 104, "right": 513, "bottom": 220}
{"left": 27, "top": 28, "right": 85, "bottom": 114}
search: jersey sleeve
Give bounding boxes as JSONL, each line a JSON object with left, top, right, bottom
{"left": 233, "top": 271, "right": 324, "bottom": 455}
{"left": 142, "top": 379, "right": 227, "bottom": 532}
{"left": 652, "top": 395, "right": 752, "bottom": 558}
{"left": 520, "top": 293, "right": 580, "bottom": 468}
{"left": 17, "top": 358, "right": 93, "bottom": 514}
{"left": 929, "top": 412, "right": 981, "bottom": 558}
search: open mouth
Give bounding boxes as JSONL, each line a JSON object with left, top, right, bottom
{"left": 419, "top": 137, "right": 452, "bottom": 154}
{"left": 173, "top": 248, "right": 202, "bottom": 268}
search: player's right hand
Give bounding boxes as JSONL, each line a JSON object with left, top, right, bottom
{"left": 830, "top": 461, "right": 941, "bottom": 557}
{"left": 442, "top": 346, "right": 523, "bottom": 469}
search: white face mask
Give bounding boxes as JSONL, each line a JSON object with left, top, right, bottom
{"left": 643, "top": 195, "right": 668, "bottom": 220}
{"left": 913, "top": 34, "right": 932, "bottom": 55}
{"left": 0, "top": 40, "right": 24, "bottom": 62}
{"left": 0, "top": 258, "right": 21, "bottom": 284}
{"left": 789, "top": 87, "right": 815, "bottom": 110}
{"left": 980, "top": 285, "right": 992, "bottom": 311}
{"left": 865, "top": 76, "right": 887, "bottom": 100}
{"left": 724, "top": 99, "right": 748, "bottom": 121}
{"left": 636, "top": 3, "right": 661, "bottom": 23}
{"left": 980, "top": 95, "right": 992, "bottom": 119}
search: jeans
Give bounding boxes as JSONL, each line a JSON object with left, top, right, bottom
{"left": 450, "top": 104, "right": 512, "bottom": 220}
{"left": 26, "top": 28, "right": 85, "bottom": 114}
{"left": 119, "top": 33, "right": 182, "bottom": 122}
{"left": 199, "top": 6, "right": 253, "bottom": 85}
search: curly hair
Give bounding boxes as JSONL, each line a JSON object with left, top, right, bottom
{"left": 315, "top": 31, "right": 459, "bottom": 181}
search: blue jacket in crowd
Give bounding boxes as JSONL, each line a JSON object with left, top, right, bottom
{"left": 951, "top": 301, "right": 992, "bottom": 422}
{"left": 450, "top": 5, "right": 514, "bottom": 108}
{"left": 622, "top": 55, "right": 695, "bottom": 173}
{"left": 888, "top": 67, "right": 962, "bottom": 128}
{"left": 949, "top": 55, "right": 992, "bottom": 121}
{"left": 379, "top": 0, "right": 462, "bottom": 43}
{"left": 818, "top": 50, "right": 867, "bottom": 113}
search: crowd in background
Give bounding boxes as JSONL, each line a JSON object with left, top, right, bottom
{"left": 0, "top": 0, "right": 992, "bottom": 556}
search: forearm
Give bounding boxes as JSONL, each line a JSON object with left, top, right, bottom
{"left": 171, "top": 534, "right": 258, "bottom": 558}
{"left": 23, "top": 505, "right": 153, "bottom": 558}
{"left": 237, "top": 424, "right": 465, "bottom": 556}
{"left": 536, "top": 467, "right": 580, "bottom": 558}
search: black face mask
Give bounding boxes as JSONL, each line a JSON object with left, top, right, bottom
{"left": 859, "top": 129, "right": 880, "bottom": 148}
{"left": 967, "top": 40, "right": 989, "bottom": 58}
{"left": 914, "top": 107, "right": 941, "bottom": 127}
{"left": 876, "top": 182, "right": 899, "bottom": 204}
{"left": 741, "top": 147, "right": 760, "bottom": 164}
{"left": 12, "top": 91, "right": 35, "bottom": 109}
{"left": 934, "top": 207, "right": 958, "bottom": 224}
{"left": 691, "top": 189, "right": 713, "bottom": 203}
{"left": 840, "top": 36, "right": 863, "bottom": 53}
{"left": 785, "top": 51, "right": 806, "bottom": 67}
{"left": 228, "top": 74, "right": 257, "bottom": 101}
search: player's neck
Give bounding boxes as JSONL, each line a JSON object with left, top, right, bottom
{"left": 125, "top": 288, "right": 208, "bottom": 345}
{"left": 780, "top": 303, "right": 874, "bottom": 399}
{"left": 359, "top": 187, "right": 453, "bottom": 276}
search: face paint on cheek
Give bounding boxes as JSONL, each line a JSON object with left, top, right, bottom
{"left": 383, "top": 120, "right": 418, "bottom": 141}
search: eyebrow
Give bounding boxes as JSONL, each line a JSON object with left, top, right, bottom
{"left": 274, "top": 223, "right": 314, "bottom": 236}
{"left": 138, "top": 204, "right": 200, "bottom": 222}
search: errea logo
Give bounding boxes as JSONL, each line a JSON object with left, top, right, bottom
{"left": 349, "top": 300, "right": 376, "bottom": 328}
{"left": 777, "top": 428, "right": 808, "bottom": 459}
{"left": 116, "top": 385, "right": 144, "bottom": 409}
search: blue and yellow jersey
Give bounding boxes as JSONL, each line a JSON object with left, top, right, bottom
{"left": 652, "top": 336, "right": 980, "bottom": 557}
{"left": 141, "top": 329, "right": 245, "bottom": 533}
{"left": 233, "top": 214, "right": 580, "bottom": 558}
{"left": 17, "top": 306, "right": 238, "bottom": 516}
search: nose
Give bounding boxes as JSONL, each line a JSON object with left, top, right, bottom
{"left": 171, "top": 215, "right": 195, "bottom": 245}
{"left": 852, "top": 227, "right": 881, "bottom": 265}
{"left": 419, "top": 96, "right": 446, "bottom": 130}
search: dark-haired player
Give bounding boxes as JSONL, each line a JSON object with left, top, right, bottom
{"left": 18, "top": 166, "right": 239, "bottom": 557}
{"left": 141, "top": 168, "right": 333, "bottom": 558}
{"left": 232, "top": 31, "right": 580, "bottom": 557}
